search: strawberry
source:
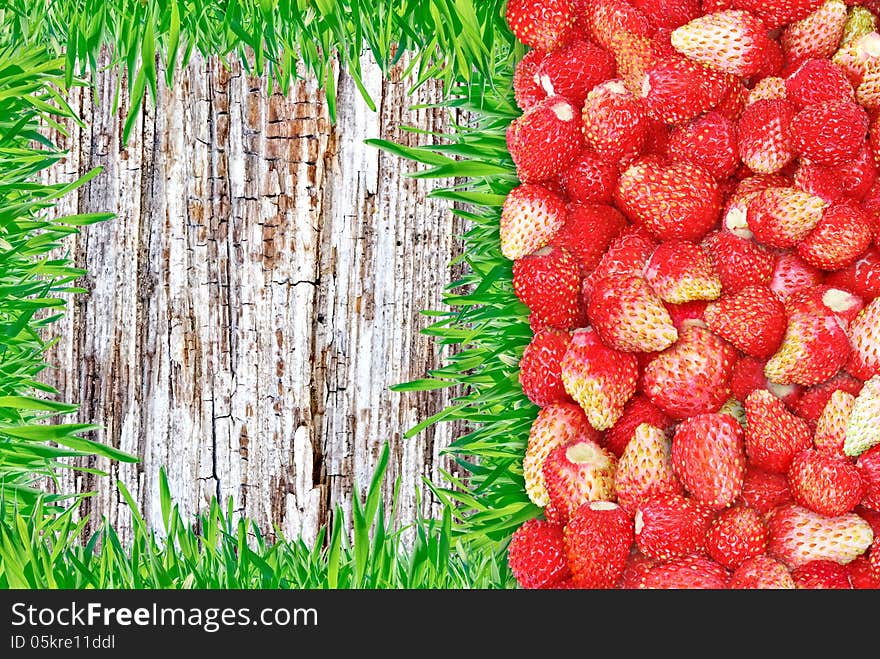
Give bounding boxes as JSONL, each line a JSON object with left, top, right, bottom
{"left": 841, "top": 143, "right": 880, "bottom": 199}
{"left": 788, "top": 448, "right": 865, "bottom": 516}
{"left": 848, "top": 555, "right": 880, "bottom": 588}
{"left": 767, "top": 503, "right": 874, "bottom": 568}
{"left": 507, "top": 96, "right": 583, "bottom": 183}
{"left": 617, "top": 551, "right": 656, "bottom": 589}
{"left": 615, "top": 423, "right": 682, "bottom": 513}
{"left": 739, "top": 465, "right": 793, "bottom": 514}
{"left": 513, "top": 246, "right": 583, "bottom": 329}
{"left": 608, "top": 31, "right": 667, "bottom": 96}
{"left": 630, "top": 0, "right": 701, "bottom": 29}
{"left": 544, "top": 437, "right": 618, "bottom": 521}
{"left": 584, "top": 0, "right": 654, "bottom": 51}
{"left": 748, "top": 76, "right": 788, "bottom": 104}
{"left": 664, "top": 299, "right": 709, "bottom": 330}
{"left": 794, "top": 371, "right": 864, "bottom": 425}
{"left": 536, "top": 39, "right": 617, "bottom": 105}
{"left": 587, "top": 274, "right": 678, "bottom": 353}
{"left": 730, "top": 355, "right": 771, "bottom": 401}
{"left": 670, "top": 10, "right": 774, "bottom": 77}
{"left": 832, "top": 30, "right": 880, "bottom": 84}
{"left": 744, "top": 389, "right": 812, "bottom": 472}
{"left": 845, "top": 375, "right": 880, "bottom": 457}
{"left": 581, "top": 80, "right": 648, "bottom": 163}
{"left": 848, "top": 299, "right": 880, "bottom": 381}
{"left": 672, "top": 413, "right": 745, "bottom": 510}
{"left": 615, "top": 158, "right": 722, "bottom": 242}
{"left": 506, "top": 0, "right": 577, "bottom": 52}
{"left": 560, "top": 149, "right": 619, "bottom": 204}
{"left": 666, "top": 111, "right": 739, "bottom": 180}
{"left": 508, "top": 519, "right": 571, "bottom": 588}
{"left": 792, "top": 560, "right": 852, "bottom": 588}
{"left": 871, "top": 537, "right": 880, "bottom": 579}
{"left": 858, "top": 446, "right": 880, "bottom": 512}
{"left": 644, "top": 240, "right": 722, "bottom": 304}
{"left": 800, "top": 204, "right": 874, "bottom": 272}
{"left": 642, "top": 325, "right": 737, "bottom": 419}
{"left": 702, "top": 230, "right": 775, "bottom": 293}
{"left": 784, "top": 58, "right": 855, "bottom": 108}
{"left": 732, "top": 0, "right": 823, "bottom": 30}
{"left": 729, "top": 555, "right": 796, "bottom": 588}
{"left": 552, "top": 203, "right": 627, "bottom": 274}
{"left": 641, "top": 554, "right": 730, "bottom": 588}
{"left": 855, "top": 62, "right": 880, "bottom": 111}
{"left": 825, "top": 246, "right": 880, "bottom": 300}
{"left": 634, "top": 493, "right": 715, "bottom": 560}
{"left": 500, "top": 183, "right": 566, "bottom": 260}
{"left": 604, "top": 394, "right": 672, "bottom": 457}
{"left": 842, "top": 6, "right": 878, "bottom": 46}
{"left": 769, "top": 251, "right": 824, "bottom": 300}
{"left": 706, "top": 506, "right": 768, "bottom": 569}
{"left": 705, "top": 285, "right": 787, "bottom": 358}
{"left": 564, "top": 501, "right": 635, "bottom": 588}
{"left": 513, "top": 50, "right": 546, "bottom": 112}
{"left": 714, "top": 78, "right": 749, "bottom": 120}
{"left": 582, "top": 227, "right": 657, "bottom": 304}
{"left": 790, "top": 100, "right": 869, "bottom": 167}
{"left": 794, "top": 161, "right": 845, "bottom": 204}
{"left": 561, "top": 327, "right": 639, "bottom": 431}
{"left": 524, "top": 402, "right": 597, "bottom": 507}
{"left": 640, "top": 55, "right": 733, "bottom": 125}
{"left": 736, "top": 99, "right": 797, "bottom": 174}
{"left": 814, "top": 390, "right": 857, "bottom": 458}
{"left": 746, "top": 187, "right": 827, "bottom": 249}
{"left": 520, "top": 328, "right": 573, "bottom": 408}
{"left": 781, "top": 0, "right": 848, "bottom": 67}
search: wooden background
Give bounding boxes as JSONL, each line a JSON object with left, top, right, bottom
{"left": 41, "top": 52, "right": 466, "bottom": 544}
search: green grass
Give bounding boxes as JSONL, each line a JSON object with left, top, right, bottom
{"left": 0, "top": 444, "right": 514, "bottom": 588}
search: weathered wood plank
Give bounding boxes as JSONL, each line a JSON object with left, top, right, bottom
{"left": 41, "top": 51, "right": 465, "bottom": 543}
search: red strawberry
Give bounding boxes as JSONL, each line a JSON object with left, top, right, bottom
{"left": 794, "top": 371, "right": 863, "bottom": 426}
{"left": 790, "top": 100, "right": 869, "bottom": 167}
{"left": 584, "top": 0, "right": 654, "bottom": 50}
{"left": 544, "top": 437, "right": 617, "bottom": 521}
{"left": 769, "top": 251, "right": 824, "bottom": 300}
{"left": 616, "top": 423, "right": 682, "bottom": 513}
{"left": 702, "top": 230, "right": 775, "bottom": 293}
{"left": 814, "top": 389, "right": 857, "bottom": 458}
{"left": 799, "top": 203, "right": 874, "bottom": 272}
{"left": 520, "top": 328, "right": 573, "bottom": 408}
{"left": 848, "top": 555, "right": 880, "bottom": 588}
{"left": 746, "top": 186, "right": 827, "bottom": 249}
{"left": 582, "top": 227, "right": 657, "bottom": 304}
{"left": 604, "top": 394, "right": 672, "bottom": 457}
{"left": 608, "top": 31, "right": 665, "bottom": 96}
{"left": 514, "top": 50, "right": 546, "bottom": 112}
{"left": 731, "top": 355, "right": 770, "bottom": 401}
{"left": 508, "top": 96, "right": 583, "bottom": 183}
{"left": 794, "top": 161, "right": 845, "bottom": 203}
{"left": 745, "top": 389, "right": 812, "bottom": 472}
{"left": 705, "top": 285, "right": 787, "bottom": 358}
{"left": 588, "top": 274, "right": 678, "bottom": 353}
{"left": 536, "top": 39, "right": 616, "bottom": 105}
{"left": 840, "top": 143, "right": 878, "bottom": 199}
{"left": 871, "top": 537, "right": 880, "bottom": 579}
{"left": 581, "top": 80, "right": 648, "bottom": 163}
{"left": 844, "top": 375, "right": 880, "bottom": 458}
{"left": 738, "top": 465, "right": 793, "bottom": 514}
{"left": 848, "top": 299, "right": 880, "bottom": 381}
{"left": 858, "top": 446, "right": 880, "bottom": 512}
{"left": 749, "top": 78, "right": 787, "bottom": 107}
{"left": 664, "top": 299, "right": 709, "bottom": 330}
{"left": 670, "top": 10, "right": 774, "bottom": 77}
{"left": 642, "top": 554, "right": 730, "bottom": 588}
{"left": 672, "top": 413, "right": 746, "bottom": 509}
{"left": 732, "top": 0, "right": 823, "bottom": 30}
{"left": 640, "top": 55, "right": 733, "bottom": 125}
{"left": 857, "top": 506, "right": 880, "bottom": 536}
{"left": 552, "top": 203, "right": 627, "bottom": 274}
{"left": 825, "top": 246, "right": 880, "bottom": 300}
{"left": 615, "top": 158, "right": 722, "bottom": 242}
{"left": 781, "top": 0, "right": 848, "bottom": 67}
{"left": 500, "top": 183, "right": 566, "bottom": 260}
{"left": 784, "top": 58, "right": 855, "bottom": 108}
{"left": 508, "top": 519, "right": 571, "bottom": 588}
{"left": 564, "top": 501, "right": 635, "bottom": 588}
{"left": 666, "top": 111, "right": 739, "bottom": 180}
{"left": 561, "top": 327, "right": 639, "bottom": 430}
{"left": 767, "top": 503, "right": 874, "bottom": 568}
{"left": 524, "top": 402, "right": 597, "bottom": 507}
{"left": 506, "top": 0, "right": 577, "bottom": 52}
{"left": 788, "top": 448, "right": 865, "bottom": 516}
{"left": 617, "top": 551, "right": 656, "bottom": 589}
{"left": 560, "top": 149, "right": 619, "bottom": 204}
{"left": 634, "top": 493, "right": 715, "bottom": 561}
{"left": 644, "top": 240, "right": 722, "bottom": 304}
{"left": 631, "top": 0, "right": 701, "bottom": 29}
{"left": 729, "top": 555, "right": 796, "bottom": 588}
{"left": 642, "top": 325, "right": 737, "bottom": 419}
{"left": 792, "top": 560, "right": 852, "bottom": 589}
{"left": 736, "top": 99, "right": 797, "bottom": 174}
{"left": 714, "top": 77, "right": 749, "bottom": 120}
{"left": 513, "top": 246, "right": 583, "bottom": 329}
{"left": 707, "top": 506, "right": 768, "bottom": 569}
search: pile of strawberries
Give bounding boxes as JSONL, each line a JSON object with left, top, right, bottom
{"left": 503, "top": 0, "right": 880, "bottom": 588}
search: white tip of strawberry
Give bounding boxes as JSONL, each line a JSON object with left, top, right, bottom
{"left": 640, "top": 75, "right": 651, "bottom": 99}
{"left": 634, "top": 509, "right": 645, "bottom": 534}
{"left": 857, "top": 32, "right": 880, "bottom": 58}
{"left": 590, "top": 501, "right": 620, "bottom": 511}
{"left": 551, "top": 101, "right": 574, "bottom": 122}
{"left": 822, "top": 288, "right": 860, "bottom": 315}
{"left": 724, "top": 208, "right": 753, "bottom": 240}
{"left": 539, "top": 73, "right": 555, "bottom": 96}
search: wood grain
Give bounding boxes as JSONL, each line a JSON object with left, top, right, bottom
{"left": 41, "top": 51, "right": 465, "bottom": 543}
